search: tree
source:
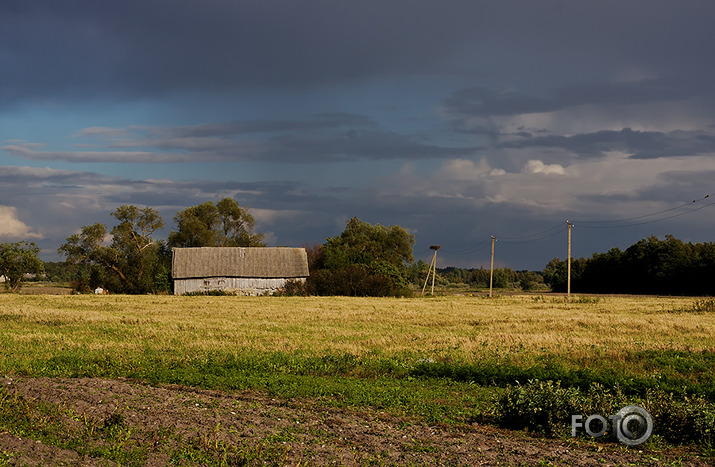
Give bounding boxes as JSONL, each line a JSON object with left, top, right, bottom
{"left": 0, "top": 241, "right": 43, "bottom": 292}
{"left": 168, "top": 198, "right": 265, "bottom": 248}
{"left": 492, "top": 269, "right": 508, "bottom": 288}
{"left": 518, "top": 270, "right": 543, "bottom": 291}
{"left": 308, "top": 217, "right": 415, "bottom": 296}
{"left": 323, "top": 217, "right": 414, "bottom": 270}
{"left": 542, "top": 257, "right": 567, "bottom": 292}
{"left": 58, "top": 206, "right": 169, "bottom": 294}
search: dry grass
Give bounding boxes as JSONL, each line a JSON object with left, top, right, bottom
{"left": 1, "top": 294, "right": 712, "bottom": 366}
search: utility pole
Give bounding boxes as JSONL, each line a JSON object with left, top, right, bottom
{"left": 421, "top": 245, "right": 441, "bottom": 296}
{"left": 567, "top": 221, "right": 574, "bottom": 300}
{"left": 489, "top": 236, "right": 496, "bottom": 298}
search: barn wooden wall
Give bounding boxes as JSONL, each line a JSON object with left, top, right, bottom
{"left": 174, "top": 277, "right": 305, "bottom": 295}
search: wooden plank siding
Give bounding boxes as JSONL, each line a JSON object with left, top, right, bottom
{"left": 173, "top": 276, "right": 305, "bottom": 296}
{"left": 172, "top": 247, "right": 309, "bottom": 295}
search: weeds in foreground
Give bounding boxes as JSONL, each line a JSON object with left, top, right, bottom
{"left": 491, "top": 379, "right": 715, "bottom": 447}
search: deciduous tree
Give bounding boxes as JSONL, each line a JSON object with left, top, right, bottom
{"left": 308, "top": 217, "right": 415, "bottom": 296}
{"left": 168, "top": 198, "right": 265, "bottom": 248}
{"left": 58, "top": 206, "right": 168, "bottom": 293}
{"left": 0, "top": 241, "right": 43, "bottom": 292}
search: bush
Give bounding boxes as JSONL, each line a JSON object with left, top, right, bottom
{"left": 491, "top": 379, "right": 583, "bottom": 435}
{"left": 276, "top": 279, "right": 309, "bottom": 296}
{"left": 645, "top": 390, "right": 715, "bottom": 444}
{"left": 306, "top": 265, "right": 410, "bottom": 297}
{"left": 578, "top": 382, "right": 627, "bottom": 417}
{"left": 491, "top": 379, "right": 715, "bottom": 447}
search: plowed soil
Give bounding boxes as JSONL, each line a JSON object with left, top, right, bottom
{"left": 0, "top": 376, "right": 710, "bottom": 466}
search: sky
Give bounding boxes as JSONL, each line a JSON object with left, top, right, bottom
{"left": 2, "top": 0, "right": 715, "bottom": 270}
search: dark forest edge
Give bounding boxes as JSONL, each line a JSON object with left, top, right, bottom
{"left": 543, "top": 235, "right": 715, "bottom": 296}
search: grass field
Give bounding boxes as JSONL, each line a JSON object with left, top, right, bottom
{"left": 2, "top": 293, "right": 713, "bottom": 376}
{"left": 0, "top": 293, "right": 713, "bottom": 464}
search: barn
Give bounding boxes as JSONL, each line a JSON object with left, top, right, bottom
{"left": 171, "top": 247, "right": 309, "bottom": 295}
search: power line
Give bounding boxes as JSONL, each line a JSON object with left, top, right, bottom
{"left": 578, "top": 199, "right": 715, "bottom": 229}
{"left": 421, "top": 192, "right": 715, "bottom": 262}
{"left": 577, "top": 194, "right": 712, "bottom": 226}
{"left": 498, "top": 223, "right": 567, "bottom": 243}
{"left": 442, "top": 223, "right": 567, "bottom": 255}
{"left": 440, "top": 239, "right": 491, "bottom": 255}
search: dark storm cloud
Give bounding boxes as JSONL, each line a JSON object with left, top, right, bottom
{"left": 497, "top": 128, "right": 715, "bottom": 159}
{"left": 4, "top": 1, "right": 714, "bottom": 106}
{"left": 635, "top": 170, "right": 715, "bottom": 203}
{"left": 0, "top": 165, "right": 342, "bottom": 216}
{"left": 0, "top": 0, "right": 476, "bottom": 104}
{"left": 154, "top": 114, "right": 377, "bottom": 139}
{"left": 101, "top": 179, "right": 335, "bottom": 213}
{"left": 0, "top": 166, "right": 100, "bottom": 190}
{"left": 0, "top": 164, "right": 336, "bottom": 223}
{"left": 444, "top": 81, "right": 694, "bottom": 120}
{"left": 5, "top": 115, "right": 475, "bottom": 163}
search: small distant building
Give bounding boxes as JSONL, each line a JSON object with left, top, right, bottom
{"left": 171, "top": 247, "right": 309, "bottom": 296}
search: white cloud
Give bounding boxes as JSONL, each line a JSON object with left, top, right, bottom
{"left": 438, "top": 158, "right": 493, "bottom": 181}
{"left": 524, "top": 160, "right": 566, "bottom": 175}
{"left": 0, "top": 206, "right": 43, "bottom": 240}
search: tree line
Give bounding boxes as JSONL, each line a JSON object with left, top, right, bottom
{"left": 2, "top": 200, "right": 417, "bottom": 296}
{"left": 543, "top": 235, "right": 715, "bottom": 295}
{"left": 403, "top": 263, "right": 546, "bottom": 292}
{"left": 3, "top": 198, "right": 714, "bottom": 297}
{"left": 56, "top": 198, "right": 264, "bottom": 294}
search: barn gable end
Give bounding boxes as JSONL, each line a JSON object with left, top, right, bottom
{"left": 172, "top": 247, "right": 309, "bottom": 295}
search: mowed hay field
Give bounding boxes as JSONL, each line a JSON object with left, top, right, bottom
{"left": 0, "top": 294, "right": 714, "bottom": 465}
{"left": 1, "top": 294, "right": 712, "bottom": 371}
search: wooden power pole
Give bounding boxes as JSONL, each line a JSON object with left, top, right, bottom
{"left": 489, "top": 236, "right": 496, "bottom": 298}
{"left": 567, "top": 221, "right": 573, "bottom": 300}
{"left": 421, "top": 245, "right": 441, "bottom": 296}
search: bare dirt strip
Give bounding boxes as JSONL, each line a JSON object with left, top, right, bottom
{"left": 0, "top": 376, "right": 710, "bottom": 466}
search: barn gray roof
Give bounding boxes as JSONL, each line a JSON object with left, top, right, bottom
{"left": 172, "top": 247, "right": 309, "bottom": 279}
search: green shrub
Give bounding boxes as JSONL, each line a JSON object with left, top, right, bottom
{"left": 579, "top": 382, "right": 627, "bottom": 417}
{"left": 491, "top": 379, "right": 583, "bottom": 435}
{"left": 491, "top": 379, "right": 715, "bottom": 447}
{"left": 645, "top": 390, "right": 715, "bottom": 444}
